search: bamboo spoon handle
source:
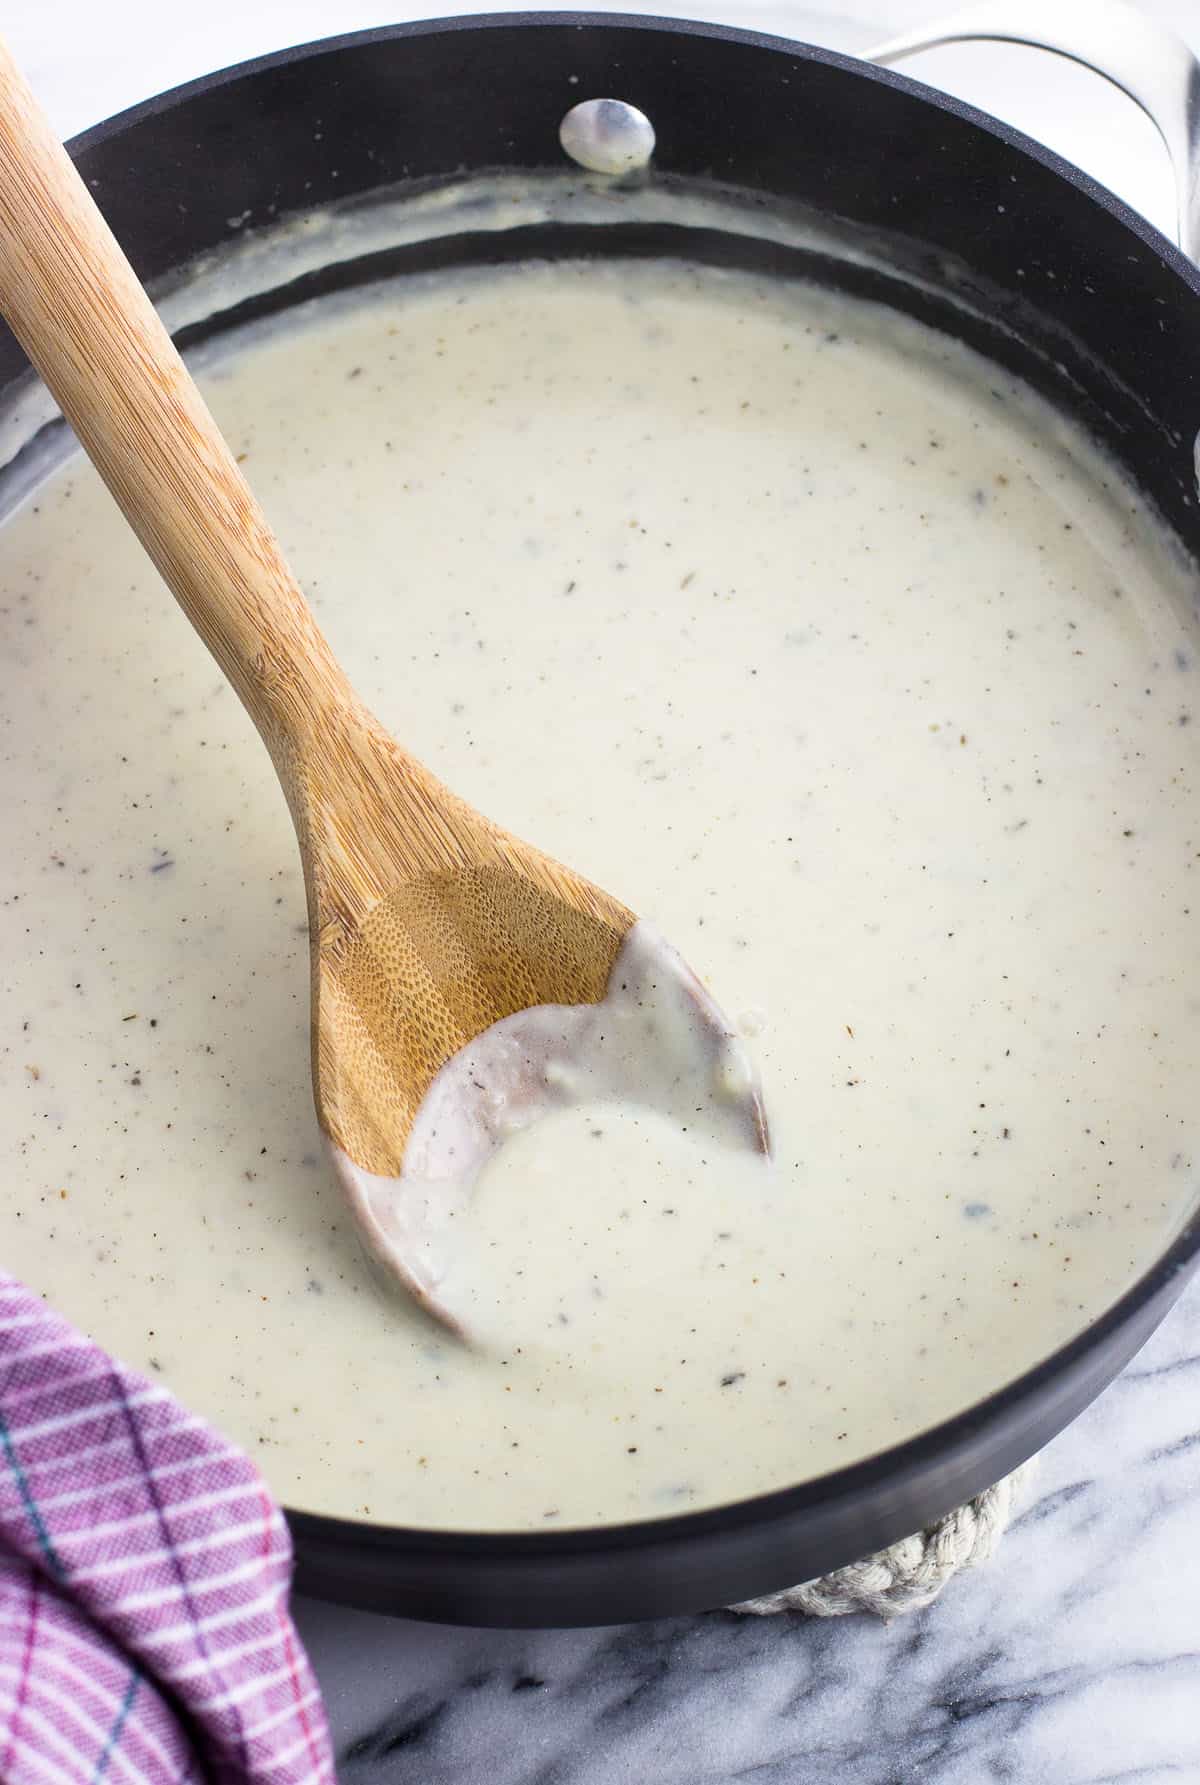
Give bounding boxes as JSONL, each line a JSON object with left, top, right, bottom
{"left": 0, "top": 35, "right": 349, "bottom": 761}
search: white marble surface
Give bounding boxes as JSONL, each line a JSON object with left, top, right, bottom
{"left": 12, "top": 0, "right": 1200, "bottom": 1777}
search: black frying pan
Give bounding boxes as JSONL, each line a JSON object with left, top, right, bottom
{"left": 1, "top": 12, "right": 1198, "bottom": 1626}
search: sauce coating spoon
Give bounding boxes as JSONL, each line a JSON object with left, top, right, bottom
{"left": 0, "top": 41, "right": 768, "bottom": 1330}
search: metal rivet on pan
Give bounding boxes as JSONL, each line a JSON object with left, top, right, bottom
{"left": 559, "top": 98, "right": 655, "bottom": 175}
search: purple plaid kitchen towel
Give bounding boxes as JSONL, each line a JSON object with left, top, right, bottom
{"left": 0, "top": 1271, "right": 335, "bottom": 1783}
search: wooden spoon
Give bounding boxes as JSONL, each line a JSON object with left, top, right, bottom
{"left": 0, "top": 42, "right": 768, "bottom": 1330}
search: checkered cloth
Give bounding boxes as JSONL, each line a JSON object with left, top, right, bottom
{"left": 0, "top": 1272, "right": 334, "bottom": 1783}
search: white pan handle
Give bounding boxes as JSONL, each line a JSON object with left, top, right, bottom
{"left": 867, "top": 0, "right": 1200, "bottom": 263}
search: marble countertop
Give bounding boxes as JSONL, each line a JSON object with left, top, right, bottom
{"left": 13, "top": 1, "right": 1200, "bottom": 1777}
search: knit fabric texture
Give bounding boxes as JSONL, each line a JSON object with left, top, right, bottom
{"left": 733, "top": 1461, "right": 1037, "bottom": 1619}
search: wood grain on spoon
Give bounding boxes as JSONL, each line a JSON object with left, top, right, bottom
{"left": 0, "top": 39, "right": 765, "bottom": 1327}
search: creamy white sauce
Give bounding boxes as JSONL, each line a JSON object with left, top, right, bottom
{"left": 1, "top": 255, "right": 1198, "bottom": 1530}
{"left": 337, "top": 919, "right": 766, "bottom": 1328}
